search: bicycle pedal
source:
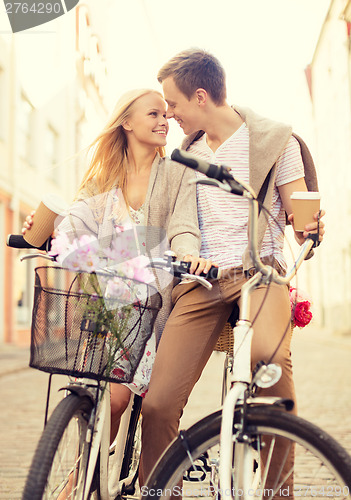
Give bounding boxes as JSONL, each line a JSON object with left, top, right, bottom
{"left": 183, "top": 454, "right": 210, "bottom": 482}
{"left": 122, "top": 484, "right": 136, "bottom": 495}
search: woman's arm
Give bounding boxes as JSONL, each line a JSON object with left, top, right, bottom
{"left": 22, "top": 200, "right": 99, "bottom": 242}
{"left": 167, "top": 164, "right": 217, "bottom": 274}
{"left": 167, "top": 164, "right": 201, "bottom": 259}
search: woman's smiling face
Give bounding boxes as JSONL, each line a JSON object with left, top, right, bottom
{"left": 124, "top": 92, "right": 169, "bottom": 149}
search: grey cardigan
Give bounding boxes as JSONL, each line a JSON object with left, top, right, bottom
{"left": 181, "top": 106, "right": 319, "bottom": 270}
{"left": 57, "top": 153, "right": 201, "bottom": 341}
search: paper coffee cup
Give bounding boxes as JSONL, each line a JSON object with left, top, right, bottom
{"left": 23, "top": 194, "right": 69, "bottom": 247}
{"left": 290, "top": 191, "right": 321, "bottom": 232}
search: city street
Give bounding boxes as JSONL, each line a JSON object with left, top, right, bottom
{"left": 0, "top": 0, "right": 350, "bottom": 498}
{"left": 1, "top": 328, "right": 351, "bottom": 499}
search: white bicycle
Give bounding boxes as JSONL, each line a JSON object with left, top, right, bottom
{"left": 7, "top": 235, "right": 219, "bottom": 500}
{"left": 5, "top": 231, "right": 161, "bottom": 500}
{"left": 141, "top": 149, "right": 351, "bottom": 500}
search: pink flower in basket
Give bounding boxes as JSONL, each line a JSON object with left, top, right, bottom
{"left": 289, "top": 287, "right": 313, "bottom": 329}
{"left": 49, "top": 232, "right": 101, "bottom": 272}
{"left": 48, "top": 230, "right": 157, "bottom": 383}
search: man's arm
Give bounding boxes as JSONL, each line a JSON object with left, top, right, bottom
{"left": 278, "top": 178, "right": 325, "bottom": 245}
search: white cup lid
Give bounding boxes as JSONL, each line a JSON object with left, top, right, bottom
{"left": 42, "top": 194, "right": 69, "bottom": 215}
{"left": 290, "top": 191, "right": 320, "bottom": 200}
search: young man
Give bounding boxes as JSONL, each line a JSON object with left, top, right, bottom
{"left": 140, "top": 49, "right": 325, "bottom": 494}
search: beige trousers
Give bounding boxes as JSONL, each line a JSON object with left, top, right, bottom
{"left": 140, "top": 269, "right": 295, "bottom": 493}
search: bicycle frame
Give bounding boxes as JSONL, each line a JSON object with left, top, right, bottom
{"left": 98, "top": 388, "right": 141, "bottom": 499}
{"left": 48, "top": 376, "right": 138, "bottom": 500}
{"left": 218, "top": 189, "right": 314, "bottom": 500}
{"left": 146, "top": 179, "right": 315, "bottom": 499}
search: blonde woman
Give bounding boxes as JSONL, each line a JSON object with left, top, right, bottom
{"left": 23, "top": 88, "right": 213, "bottom": 444}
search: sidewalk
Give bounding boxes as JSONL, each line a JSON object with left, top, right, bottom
{"left": 0, "top": 343, "right": 30, "bottom": 378}
{"left": 1, "top": 324, "right": 350, "bottom": 380}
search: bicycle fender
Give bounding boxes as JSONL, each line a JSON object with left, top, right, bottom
{"left": 58, "top": 384, "right": 95, "bottom": 402}
{"left": 246, "top": 396, "right": 294, "bottom": 411}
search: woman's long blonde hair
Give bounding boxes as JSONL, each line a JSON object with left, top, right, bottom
{"left": 78, "top": 89, "right": 166, "bottom": 201}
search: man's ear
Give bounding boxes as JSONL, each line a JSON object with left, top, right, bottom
{"left": 195, "top": 88, "right": 207, "bottom": 105}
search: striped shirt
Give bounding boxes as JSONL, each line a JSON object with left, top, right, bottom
{"left": 188, "top": 123, "right": 304, "bottom": 269}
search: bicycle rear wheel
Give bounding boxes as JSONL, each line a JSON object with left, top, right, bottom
{"left": 119, "top": 394, "right": 143, "bottom": 495}
{"left": 144, "top": 406, "right": 351, "bottom": 499}
{"left": 22, "top": 393, "right": 95, "bottom": 500}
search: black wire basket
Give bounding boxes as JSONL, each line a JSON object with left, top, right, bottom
{"left": 29, "top": 266, "right": 162, "bottom": 383}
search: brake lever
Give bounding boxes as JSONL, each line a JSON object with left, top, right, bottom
{"left": 188, "top": 177, "right": 231, "bottom": 191}
{"left": 180, "top": 273, "right": 213, "bottom": 290}
{"left": 20, "top": 253, "right": 55, "bottom": 262}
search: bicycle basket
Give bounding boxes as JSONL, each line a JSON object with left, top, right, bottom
{"left": 30, "top": 266, "right": 162, "bottom": 383}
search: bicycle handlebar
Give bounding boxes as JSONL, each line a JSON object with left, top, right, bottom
{"left": 171, "top": 149, "right": 319, "bottom": 286}
{"left": 6, "top": 234, "right": 219, "bottom": 288}
{"left": 6, "top": 234, "right": 52, "bottom": 251}
{"left": 148, "top": 254, "right": 220, "bottom": 280}
{"left": 171, "top": 149, "right": 245, "bottom": 196}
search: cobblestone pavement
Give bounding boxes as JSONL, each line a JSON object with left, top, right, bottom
{"left": 183, "top": 327, "right": 351, "bottom": 453}
{"left": 1, "top": 327, "right": 351, "bottom": 499}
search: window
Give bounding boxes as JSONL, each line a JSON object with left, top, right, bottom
{"left": 0, "top": 67, "right": 5, "bottom": 140}
{"left": 15, "top": 252, "right": 32, "bottom": 325}
{"left": 18, "top": 94, "right": 34, "bottom": 165}
{"left": 45, "top": 123, "right": 60, "bottom": 183}
{"left": 14, "top": 209, "right": 35, "bottom": 325}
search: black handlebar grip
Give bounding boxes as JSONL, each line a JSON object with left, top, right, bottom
{"left": 6, "top": 234, "right": 51, "bottom": 251}
{"left": 181, "top": 261, "right": 220, "bottom": 280}
{"left": 171, "top": 149, "right": 244, "bottom": 196}
{"left": 199, "top": 266, "right": 220, "bottom": 280}
{"left": 171, "top": 148, "right": 231, "bottom": 181}
{"left": 171, "top": 148, "right": 200, "bottom": 170}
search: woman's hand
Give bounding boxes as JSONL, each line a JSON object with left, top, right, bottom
{"left": 21, "top": 211, "right": 35, "bottom": 235}
{"left": 288, "top": 209, "right": 325, "bottom": 246}
{"left": 183, "top": 255, "right": 218, "bottom": 275}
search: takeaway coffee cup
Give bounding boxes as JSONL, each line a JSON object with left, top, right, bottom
{"left": 290, "top": 191, "right": 321, "bottom": 232}
{"left": 23, "top": 193, "right": 69, "bottom": 247}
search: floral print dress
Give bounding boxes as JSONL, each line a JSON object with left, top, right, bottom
{"left": 112, "top": 201, "right": 156, "bottom": 398}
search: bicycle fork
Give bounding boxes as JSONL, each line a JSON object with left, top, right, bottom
{"left": 219, "top": 323, "right": 253, "bottom": 500}
{"left": 219, "top": 273, "right": 282, "bottom": 500}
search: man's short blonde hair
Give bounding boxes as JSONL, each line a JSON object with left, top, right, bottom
{"left": 157, "top": 48, "right": 227, "bottom": 105}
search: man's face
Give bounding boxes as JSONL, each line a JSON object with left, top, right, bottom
{"left": 162, "top": 77, "right": 202, "bottom": 135}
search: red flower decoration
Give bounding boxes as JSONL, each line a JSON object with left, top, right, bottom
{"left": 293, "top": 301, "right": 312, "bottom": 328}
{"left": 112, "top": 368, "right": 125, "bottom": 378}
{"left": 289, "top": 287, "right": 313, "bottom": 329}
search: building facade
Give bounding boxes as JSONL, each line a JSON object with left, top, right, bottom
{"left": 305, "top": 0, "right": 351, "bottom": 334}
{"left": 0, "top": 4, "right": 108, "bottom": 345}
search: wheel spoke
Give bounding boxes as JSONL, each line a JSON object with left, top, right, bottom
{"left": 144, "top": 408, "right": 351, "bottom": 500}
{"left": 22, "top": 395, "right": 94, "bottom": 500}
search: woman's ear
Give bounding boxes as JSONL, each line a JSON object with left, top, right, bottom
{"left": 122, "top": 120, "right": 132, "bottom": 132}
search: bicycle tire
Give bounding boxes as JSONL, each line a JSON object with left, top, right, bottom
{"left": 144, "top": 406, "right": 351, "bottom": 499}
{"left": 22, "top": 393, "right": 95, "bottom": 500}
{"left": 120, "top": 395, "right": 142, "bottom": 483}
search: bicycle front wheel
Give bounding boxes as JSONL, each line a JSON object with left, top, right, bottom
{"left": 144, "top": 406, "right": 351, "bottom": 499}
{"left": 22, "top": 393, "right": 95, "bottom": 500}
